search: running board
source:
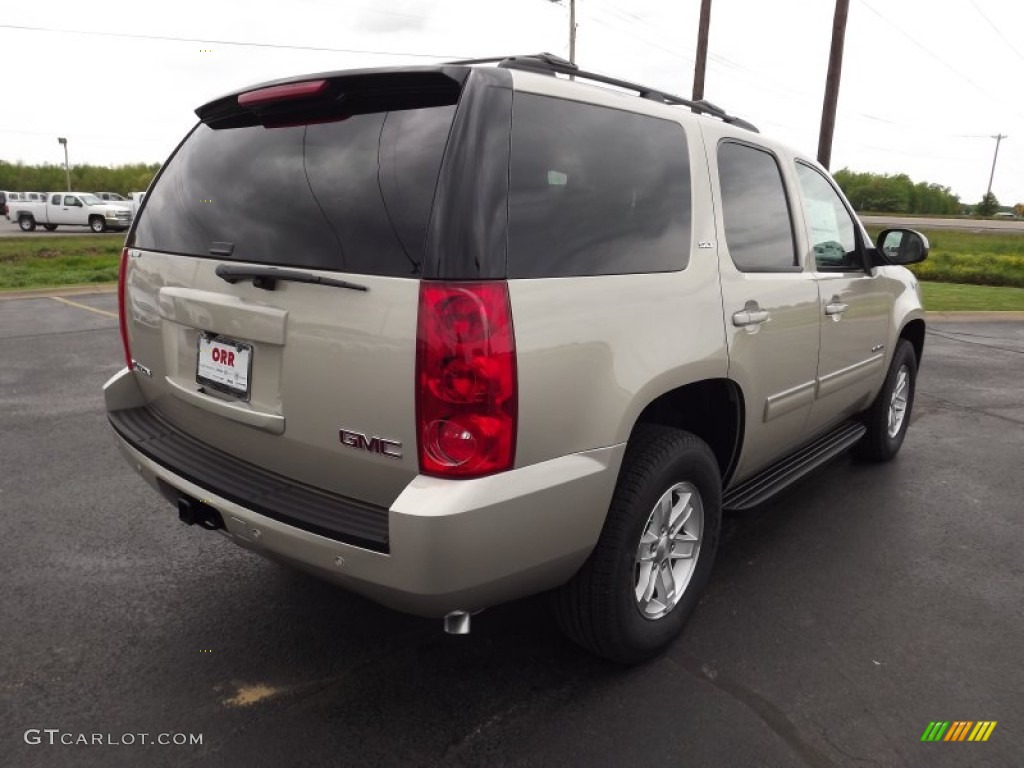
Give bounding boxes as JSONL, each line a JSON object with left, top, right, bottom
{"left": 723, "top": 421, "right": 866, "bottom": 510}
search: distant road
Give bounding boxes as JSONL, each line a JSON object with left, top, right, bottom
{"left": 860, "top": 215, "right": 1024, "bottom": 233}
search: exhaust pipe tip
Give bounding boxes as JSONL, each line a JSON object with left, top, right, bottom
{"left": 444, "top": 610, "right": 471, "bottom": 635}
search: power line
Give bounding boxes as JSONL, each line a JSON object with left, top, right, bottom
{"left": 585, "top": 3, "right": 998, "bottom": 138}
{"left": 839, "top": 140, "right": 978, "bottom": 161}
{"left": 967, "top": 0, "right": 1024, "bottom": 64}
{"left": 855, "top": 0, "right": 1024, "bottom": 120}
{"left": 856, "top": 1, "right": 985, "bottom": 90}
{"left": 0, "top": 23, "right": 463, "bottom": 59}
{"left": 589, "top": 1, "right": 677, "bottom": 40}
{"left": 585, "top": 9, "right": 694, "bottom": 63}
{"left": 846, "top": 113, "right": 1000, "bottom": 140}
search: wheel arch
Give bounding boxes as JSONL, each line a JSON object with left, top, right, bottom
{"left": 630, "top": 378, "right": 745, "bottom": 487}
{"left": 899, "top": 318, "right": 926, "bottom": 365}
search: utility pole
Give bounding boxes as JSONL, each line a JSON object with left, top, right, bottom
{"left": 57, "top": 137, "right": 71, "bottom": 191}
{"left": 986, "top": 134, "right": 1007, "bottom": 198}
{"left": 817, "top": 0, "right": 850, "bottom": 169}
{"left": 692, "top": 0, "right": 712, "bottom": 106}
{"left": 547, "top": 0, "right": 576, "bottom": 66}
{"left": 569, "top": 0, "right": 576, "bottom": 66}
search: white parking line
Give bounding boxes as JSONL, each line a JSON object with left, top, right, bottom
{"left": 50, "top": 296, "right": 118, "bottom": 319}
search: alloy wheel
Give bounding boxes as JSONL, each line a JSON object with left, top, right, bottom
{"left": 887, "top": 364, "right": 910, "bottom": 438}
{"left": 634, "top": 482, "right": 703, "bottom": 619}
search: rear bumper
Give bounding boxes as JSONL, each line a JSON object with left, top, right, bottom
{"left": 104, "top": 368, "right": 625, "bottom": 617}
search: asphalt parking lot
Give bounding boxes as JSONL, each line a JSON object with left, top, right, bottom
{"left": 1, "top": 292, "right": 1021, "bottom": 768}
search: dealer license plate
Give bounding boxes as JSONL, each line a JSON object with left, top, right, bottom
{"left": 196, "top": 334, "right": 252, "bottom": 399}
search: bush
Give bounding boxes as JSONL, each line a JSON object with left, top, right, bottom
{"left": 974, "top": 192, "right": 1000, "bottom": 217}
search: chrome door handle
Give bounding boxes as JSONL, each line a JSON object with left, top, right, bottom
{"left": 824, "top": 302, "right": 848, "bottom": 316}
{"left": 732, "top": 308, "right": 770, "bottom": 327}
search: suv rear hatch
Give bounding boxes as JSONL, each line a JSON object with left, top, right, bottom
{"left": 120, "top": 68, "right": 485, "bottom": 514}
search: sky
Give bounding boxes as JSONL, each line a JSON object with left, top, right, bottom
{"left": 1, "top": 0, "right": 1022, "bottom": 206}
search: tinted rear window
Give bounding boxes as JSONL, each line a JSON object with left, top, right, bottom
{"left": 134, "top": 106, "right": 457, "bottom": 277}
{"left": 507, "top": 94, "right": 691, "bottom": 278}
{"left": 717, "top": 141, "right": 796, "bottom": 272}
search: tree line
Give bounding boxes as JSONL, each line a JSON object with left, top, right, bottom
{"left": 832, "top": 169, "right": 963, "bottom": 215}
{"left": 0, "top": 161, "right": 160, "bottom": 196}
{"left": 1, "top": 159, "right": 1014, "bottom": 217}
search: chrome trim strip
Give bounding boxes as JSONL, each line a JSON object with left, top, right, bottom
{"left": 763, "top": 380, "right": 816, "bottom": 423}
{"left": 816, "top": 353, "right": 885, "bottom": 399}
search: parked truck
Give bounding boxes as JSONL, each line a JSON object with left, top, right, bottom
{"left": 8, "top": 192, "right": 133, "bottom": 232}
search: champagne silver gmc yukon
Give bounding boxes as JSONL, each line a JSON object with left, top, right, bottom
{"left": 104, "top": 54, "right": 928, "bottom": 663}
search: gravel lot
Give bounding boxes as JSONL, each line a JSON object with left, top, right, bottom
{"left": 1, "top": 292, "right": 1020, "bottom": 767}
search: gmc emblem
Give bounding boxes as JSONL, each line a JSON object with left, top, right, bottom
{"left": 339, "top": 429, "right": 402, "bottom": 459}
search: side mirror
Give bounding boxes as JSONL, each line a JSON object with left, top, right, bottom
{"left": 875, "top": 228, "right": 929, "bottom": 265}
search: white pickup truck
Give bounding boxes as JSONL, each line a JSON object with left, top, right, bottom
{"left": 128, "top": 191, "right": 146, "bottom": 216}
{"left": 8, "top": 193, "right": 133, "bottom": 233}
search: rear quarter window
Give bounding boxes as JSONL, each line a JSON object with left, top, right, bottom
{"left": 507, "top": 93, "right": 692, "bottom": 278}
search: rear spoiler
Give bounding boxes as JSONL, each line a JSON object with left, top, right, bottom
{"left": 195, "top": 67, "right": 470, "bottom": 129}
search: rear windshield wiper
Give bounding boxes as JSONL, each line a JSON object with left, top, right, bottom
{"left": 214, "top": 264, "right": 368, "bottom": 292}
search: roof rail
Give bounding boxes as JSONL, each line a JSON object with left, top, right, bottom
{"left": 446, "top": 52, "right": 758, "bottom": 133}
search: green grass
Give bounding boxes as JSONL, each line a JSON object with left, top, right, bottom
{"left": 865, "top": 227, "right": 1024, "bottom": 288}
{"left": 0, "top": 236, "right": 122, "bottom": 290}
{"left": 921, "top": 282, "right": 1024, "bottom": 312}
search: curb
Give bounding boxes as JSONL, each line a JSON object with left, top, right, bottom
{"left": 0, "top": 283, "right": 118, "bottom": 300}
{"left": 926, "top": 311, "right": 1024, "bottom": 322}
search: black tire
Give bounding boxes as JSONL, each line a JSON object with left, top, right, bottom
{"left": 89, "top": 216, "right": 106, "bottom": 233}
{"left": 18, "top": 216, "right": 36, "bottom": 232}
{"left": 552, "top": 425, "right": 722, "bottom": 664}
{"left": 856, "top": 338, "right": 917, "bottom": 461}
{"left": 43, "top": 224, "right": 58, "bottom": 231}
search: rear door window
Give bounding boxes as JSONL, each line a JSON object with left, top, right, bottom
{"left": 717, "top": 141, "right": 797, "bottom": 272}
{"left": 133, "top": 106, "right": 457, "bottom": 277}
{"left": 507, "top": 93, "right": 692, "bottom": 278}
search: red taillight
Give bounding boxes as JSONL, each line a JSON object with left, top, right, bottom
{"left": 118, "top": 247, "right": 132, "bottom": 370}
{"left": 238, "top": 79, "right": 328, "bottom": 107}
{"left": 416, "top": 282, "right": 517, "bottom": 479}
